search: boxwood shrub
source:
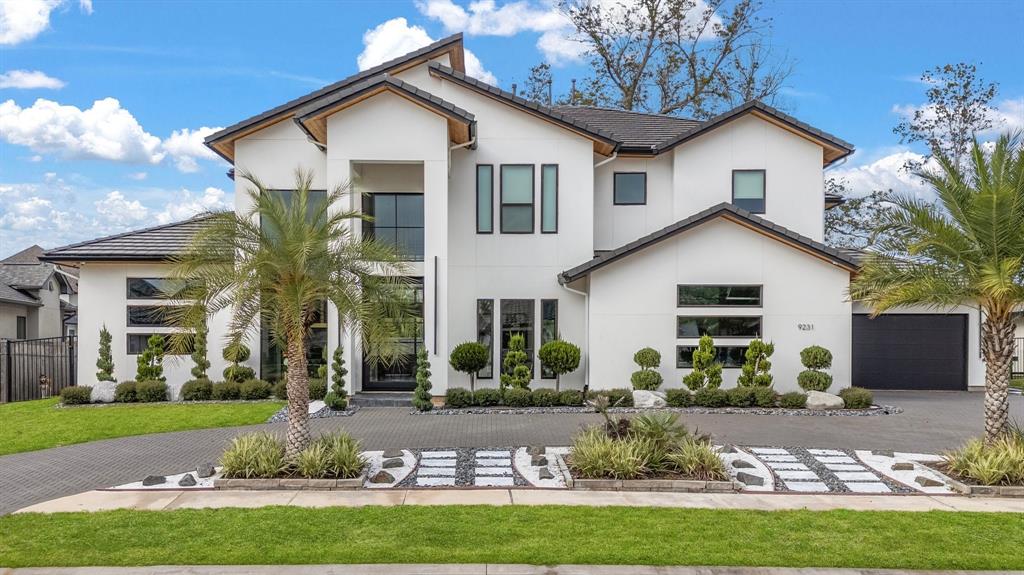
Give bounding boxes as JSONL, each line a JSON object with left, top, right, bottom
{"left": 308, "top": 378, "right": 328, "bottom": 400}
{"left": 838, "top": 387, "right": 873, "bottom": 409}
{"left": 473, "top": 388, "right": 502, "bottom": 406}
{"left": 558, "top": 389, "right": 584, "bottom": 406}
{"left": 778, "top": 391, "right": 808, "bottom": 409}
{"left": 212, "top": 381, "right": 241, "bottom": 401}
{"left": 532, "top": 388, "right": 560, "bottom": 407}
{"left": 240, "top": 379, "right": 272, "bottom": 400}
{"left": 503, "top": 387, "right": 532, "bottom": 407}
{"left": 59, "top": 385, "right": 92, "bottom": 405}
{"left": 181, "top": 379, "right": 213, "bottom": 401}
{"left": 752, "top": 386, "right": 777, "bottom": 408}
{"left": 666, "top": 388, "right": 693, "bottom": 407}
{"left": 114, "top": 381, "right": 137, "bottom": 403}
{"left": 135, "top": 380, "right": 168, "bottom": 402}
{"left": 445, "top": 387, "right": 473, "bottom": 408}
{"left": 726, "top": 387, "right": 756, "bottom": 407}
{"left": 693, "top": 387, "right": 729, "bottom": 408}
{"left": 272, "top": 380, "right": 287, "bottom": 400}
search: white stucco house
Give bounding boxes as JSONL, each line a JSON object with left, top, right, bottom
{"left": 43, "top": 34, "right": 993, "bottom": 400}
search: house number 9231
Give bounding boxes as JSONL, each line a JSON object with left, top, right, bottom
{"left": 797, "top": 323, "right": 814, "bottom": 331}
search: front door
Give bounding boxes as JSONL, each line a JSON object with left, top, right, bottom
{"left": 362, "top": 278, "right": 423, "bottom": 391}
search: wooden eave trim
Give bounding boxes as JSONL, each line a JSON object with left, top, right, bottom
{"left": 719, "top": 213, "right": 858, "bottom": 272}
{"left": 748, "top": 110, "right": 850, "bottom": 165}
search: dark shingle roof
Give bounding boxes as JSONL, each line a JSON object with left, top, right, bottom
{"left": 0, "top": 282, "right": 39, "bottom": 306}
{"left": 552, "top": 106, "right": 699, "bottom": 151}
{"left": 559, "top": 203, "right": 860, "bottom": 283}
{"left": 2, "top": 245, "right": 46, "bottom": 264}
{"left": 41, "top": 213, "right": 218, "bottom": 262}
{"left": 0, "top": 263, "right": 53, "bottom": 289}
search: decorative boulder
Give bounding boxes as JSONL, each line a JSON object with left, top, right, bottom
{"left": 196, "top": 463, "right": 216, "bottom": 478}
{"left": 805, "top": 390, "right": 844, "bottom": 410}
{"left": 632, "top": 390, "right": 667, "bottom": 408}
{"left": 178, "top": 473, "right": 197, "bottom": 487}
{"left": 370, "top": 470, "right": 394, "bottom": 484}
{"left": 90, "top": 381, "right": 117, "bottom": 403}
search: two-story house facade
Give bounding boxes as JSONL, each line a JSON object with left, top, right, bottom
{"left": 44, "top": 34, "right": 987, "bottom": 399}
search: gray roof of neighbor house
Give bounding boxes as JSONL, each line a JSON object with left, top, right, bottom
{"left": 41, "top": 213, "right": 218, "bottom": 263}
{"left": 552, "top": 106, "right": 700, "bottom": 152}
{"left": 559, "top": 202, "right": 861, "bottom": 284}
{"left": 0, "top": 264, "right": 53, "bottom": 290}
{"left": 0, "top": 282, "right": 39, "bottom": 306}
{"left": 2, "top": 245, "right": 46, "bottom": 264}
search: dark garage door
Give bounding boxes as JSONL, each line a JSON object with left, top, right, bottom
{"left": 852, "top": 314, "right": 967, "bottom": 391}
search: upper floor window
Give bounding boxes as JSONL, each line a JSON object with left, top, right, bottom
{"left": 541, "top": 165, "right": 558, "bottom": 233}
{"left": 363, "top": 193, "right": 424, "bottom": 261}
{"left": 477, "top": 165, "right": 493, "bottom": 234}
{"left": 677, "top": 316, "right": 762, "bottom": 338}
{"left": 678, "top": 285, "right": 762, "bottom": 307}
{"left": 613, "top": 172, "right": 646, "bottom": 205}
{"left": 732, "top": 170, "right": 765, "bottom": 213}
{"left": 501, "top": 165, "right": 534, "bottom": 234}
{"left": 16, "top": 316, "right": 26, "bottom": 340}
{"left": 127, "top": 278, "right": 186, "bottom": 300}
{"left": 127, "top": 305, "right": 186, "bottom": 328}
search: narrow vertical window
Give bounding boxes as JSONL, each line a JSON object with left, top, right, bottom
{"left": 476, "top": 165, "right": 493, "bottom": 233}
{"left": 16, "top": 316, "right": 27, "bottom": 340}
{"left": 732, "top": 170, "right": 766, "bottom": 213}
{"left": 541, "top": 164, "right": 558, "bottom": 233}
{"left": 500, "top": 299, "right": 535, "bottom": 375}
{"left": 500, "top": 165, "right": 534, "bottom": 233}
{"left": 540, "top": 299, "right": 558, "bottom": 378}
{"left": 476, "top": 299, "right": 494, "bottom": 378}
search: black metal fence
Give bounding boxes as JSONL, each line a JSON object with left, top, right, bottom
{"left": 1, "top": 336, "right": 77, "bottom": 403}
{"left": 1014, "top": 338, "right": 1024, "bottom": 379}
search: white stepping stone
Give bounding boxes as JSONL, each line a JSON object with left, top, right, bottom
{"left": 776, "top": 470, "right": 819, "bottom": 481}
{"left": 761, "top": 455, "right": 799, "bottom": 462}
{"left": 815, "top": 455, "right": 856, "bottom": 464}
{"left": 807, "top": 449, "right": 845, "bottom": 456}
{"left": 766, "top": 461, "right": 809, "bottom": 470}
{"left": 476, "top": 450, "right": 511, "bottom": 458}
{"left": 475, "top": 458, "right": 512, "bottom": 466}
{"left": 420, "top": 459, "right": 457, "bottom": 467}
{"left": 834, "top": 471, "right": 880, "bottom": 482}
{"left": 845, "top": 482, "right": 891, "bottom": 493}
{"left": 894, "top": 452, "right": 943, "bottom": 463}
{"left": 784, "top": 480, "right": 829, "bottom": 492}
{"left": 750, "top": 448, "right": 789, "bottom": 455}
{"left": 416, "top": 477, "right": 456, "bottom": 487}
{"left": 476, "top": 467, "right": 513, "bottom": 475}
{"left": 825, "top": 463, "right": 867, "bottom": 471}
{"left": 421, "top": 451, "right": 458, "bottom": 458}
{"left": 474, "top": 476, "right": 514, "bottom": 487}
{"left": 416, "top": 467, "right": 456, "bottom": 476}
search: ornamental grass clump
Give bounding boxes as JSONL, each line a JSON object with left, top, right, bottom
{"left": 221, "top": 431, "right": 366, "bottom": 479}
{"left": 943, "top": 432, "right": 1024, "bottom": 486}
{"left": 220, "top": 432, "right": 286, "bottom": 479}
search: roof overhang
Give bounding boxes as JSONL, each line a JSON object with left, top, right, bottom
{"left": 293, "top": 76, "right": 476, "bottom": 147}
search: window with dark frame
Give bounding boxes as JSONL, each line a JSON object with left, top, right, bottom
{"left": 732, "top": 170, "right": 766, "bottom": 213}
{"left": 362, "top": 193, "right": 425, "bottom": 261}
{"left": 676, "top": 316, "right": 762, "bottom": 338}
{"left": 500, "top": 165, "right": 534, "bottom": 233}
{"left": 613, "top": 172, "right": 646, "bottom": 205}
{"left": 127, "top": 305, "right": 185, "bottom": 328}
{"left": 540, "top": 299, "right": 558, "bottom": 378}
{"left": 500, "top": 299, "right": 535, "bottom": 375}
{"left": 477, "top": 299, "right": 494, "bottom": 379}
{"left": 541, "top": 164, "right": 558, "bottom": 233}
{"left": 676, "top": 345, "right": 747, "bottom": 368}
{"left": 127, "top": 333, "right": 192, "bottom": 355}
{"left": 127, "top": 278, "right": 189, "bottom": 300}
{"left": 477, "top": 165, "right": 493, "bottom": 233}
{"left": 677, "top": 285, "right": 762, "bottom": 307}
{"left": 16, "top": 316, "right": 26, "bottom": 340}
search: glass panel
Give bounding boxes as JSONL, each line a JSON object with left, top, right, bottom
{"left": 501, "top": 299, "right": 535, "bottom": 376}
{"left": 676, "top": 316, "right": 761, "bottom": 338}
{"left": 501, "top": 165, "right": 533, "bottom": 204}
{"left": 363, "top": 279, "right": 424, "bottom": 390}
{"left": 127, "top": 305, "right": 184, "bottom": 327}
{"left": 676, "top": 345, "right": 747, "bottom": 368}
{"left": 477, "top": 299, "right": 494, "bottom": 378}
{"left": 733, "top": 171, "right": 765, "bottom": 199}
{"left": 501, "top": 205, "right": 533, "bottom": 233}
{"left": 127, "top": 334, "right": 191, "bottom": 355}
{"left": 364, "top": 194, "right": 425, "bottom": 261}
{"left": 477, "top": 165, "right": 493, "bottom": 233}
{"left": 540, "top": 299, "right": 558, "bottom": 378}
{"left": 127, "top": 278, "right": 188, "bottom": 300}
{"left": 541, "top": 165, "right": 557, "bottom": 233}
{"left": 614, "top": 173, "right": 646, "bottom": 204}
{"left": 16, "top": 316, "right": 26, "bottom": 339}
{"left": 372, "top": 194, "right": 396, "bottom": 227}
{"left": 397, "top": 228, "right": 424, "bottom": 259}
{"left": 396, "top": 194, "right": 423, "bottom": 227}
{"left": 678, "top": 285, "right": 762, "bottom": 307}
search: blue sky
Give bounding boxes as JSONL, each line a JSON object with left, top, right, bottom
{"left": 1, "top": 0, "right": 1022, "bottom": 257}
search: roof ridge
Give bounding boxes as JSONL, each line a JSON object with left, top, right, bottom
{"left": 43, "top": 212, "right": 220, "bottom": 256}
{"left": 555, "top": 104, "right": 698, "bottom": 122}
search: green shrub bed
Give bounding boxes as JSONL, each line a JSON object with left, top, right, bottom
{"left": 220, "top": 431, "right": 367, "bottom": 479}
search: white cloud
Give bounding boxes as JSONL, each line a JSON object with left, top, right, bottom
{"left": 94, "top": 190, "right": 149, "bottom": 227}
{"left": 161, "top": 126, "right": 223, "bottom": 173}
{"left": 127, "top": 171, "right": 147, "bottom": 181}
{"left": 0, "top": 69, "right": 66, "bottom": 89}
{"left": 78, "top": 0, "right": 92, "bottom": 15}
{"left": 154, "top": 187, "right": 229, "bottom": 224}
{"left": 0, "top": 97, "right": 165, "bottom": 163}
{"left": 358, "top": 17, "right": 497, "bottom": 85}
{"left": 892, "top": 97, "right": 1024, "bottom": 138}
{"left": 828, "top": 149, "right": 935, "bottom": 199}
{"left": 0, "top": 0, "right": 91, "bottom": 46}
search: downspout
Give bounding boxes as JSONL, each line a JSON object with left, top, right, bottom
{"left": 594, "top": 152, "right": 618, "bottom": 169}
{"left": 560, "top": 278, "right": 590, "bottom": 394}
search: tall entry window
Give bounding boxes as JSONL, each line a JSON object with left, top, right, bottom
{"left": 500, "top": 299, "right": 535, "bottom": 375}
{"left": 477, "top": 299, "right": 494, "bottom": 378}
{"left": 500, "top": 165, "right": 534, "bottom": 233}
{"left": 540, "top": 299, "right": 558, "bottom": 378}
{"left": 363, "top": 194, "right": 425, "bottom": 261}
{"left": 362, "top": 279, "right": 424, "bottom": 391}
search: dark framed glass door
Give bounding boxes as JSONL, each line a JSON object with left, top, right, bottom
{"left": 362, "top": 278, "right": 424, "bottom": 391}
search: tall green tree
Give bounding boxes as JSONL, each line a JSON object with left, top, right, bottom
{"left": 190, "top": 320, "right": 211, "bottom": 379}
{"left": 95, "top": 324, "right": 116, "bottom": 383}
{"left": 135, "top": 334, "right": 166, "bottom": 382}
{"left": 850, "top": 134, "right": 1024, "bottom": 442}
{"left": 170, "top": 169, "right": 413, "bottom": 457}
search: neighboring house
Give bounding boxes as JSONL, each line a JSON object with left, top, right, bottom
{"left": 0, "top": 246, "right": 77, "bottom": 340}
{"left": 43, "top": 34, "right": 992, "bottom": 398}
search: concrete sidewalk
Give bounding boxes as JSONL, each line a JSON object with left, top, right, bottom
{"left": 15, "top": 487, "right": 1024, "bottom": 514}
{"left": 3, "top": 565, "right": 1020, "bottom": 574}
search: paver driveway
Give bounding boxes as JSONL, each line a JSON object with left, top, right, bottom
{"left": 1, "top": 391, "right": 1020, "bottom": 515}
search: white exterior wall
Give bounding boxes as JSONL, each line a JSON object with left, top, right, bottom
{"left": 0, "top": 302, "right": 33, "bottom": 340}
{"left": 594, "top": 154, "right": 675, "bottom": 250}
{"left": 588, "top": 218, "right": 852, "bottom": 392}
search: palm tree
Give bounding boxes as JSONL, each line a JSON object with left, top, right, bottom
{"left": 850, "top": 133, "right": 1024, "bottom": 443}
{"left": 170, "top": 169, "right": 414, "bottom": 457}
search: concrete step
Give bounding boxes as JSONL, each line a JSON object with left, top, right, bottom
{"left": 351, "top": 392, "right": 414, "bottom": 407}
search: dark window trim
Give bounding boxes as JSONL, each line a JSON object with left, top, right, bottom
{"left": 613, "top": 172, "right": 647, "bottom": 205}
{"left": 677, "top": 284, "right": 763, "bottom": 308}
{"left": 732, "top": 169, "right": 766, "bottom": 214}
{"left": 676, "top": 315, "right": 762, "bottom": 339}
{"left": 127, "top": 332, "right": 190, "bottom": 356}
{"left": 16, "top": 316, "right": 27, "bottom": 340}
{"left": 676, "top": 344, "right": 747, "bottom": 369}
{"left": 476, "top": 164, "right": 494, "bottom": 234}
{"left": 541, "top": 164, "right": 558, "bottom": 234}
{"left": 500, "top": 298, "right": 535, "bottom": 376}
{"left": 540, "top": 298, "right": 559, "bottom": 379}
{"left": 126, "top": 305, "right": 183, "bottom": 328}
{"left": 477, "top": 298, "right": 494, "bottom": 379}
{"left": 500, "top": 164, "right": 535, "bottom": 234}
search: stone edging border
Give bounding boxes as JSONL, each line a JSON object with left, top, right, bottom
{"left": 213, "top": 474, "right": 366, "bottom": 491}
{"left": 411, "top": 405, "right": 902, "bottom": 417}
{"left": 942, "top": 476, "right": 1024, "bottom": 497}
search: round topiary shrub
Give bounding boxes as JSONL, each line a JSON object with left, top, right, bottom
{"left": 473, "top": 388, "right": 502, "bottom": 406}
{"left": 558, "top": 389, "right": 584, "bottom": 406}
{"left": 797, "top": 370, "right": 833, "bottom": 392}
{"left": 212, "top": 381, "right": 241, "bottom": 401}
{"left": 135, "top": 380, "right": 168, "bottom": 402}
{"left": 531, "top": 388, "right": 559, "bottom": 407}
{"left": 838, "top": 387, "right": 873, "bottom": 409}
{"left": 538, "top": 340, "right": 581, "bottom": 392}
{"left": 666, "top": 388, "right": 693, "bottom": 407}
{"left": 239, "top": 379, "right": 272, "bottom": 400}
{"left": 633, "top": 347, "right": 661, "bottom": 370}
{"left": 778, "top": 391, "right": 808, "bottom": 409}
{"left": 60, "top": 385, "right": 93, "bottom": 405}
{"left": 272, "top": 380, "right": 287, "bottom": 400}
{"left": 181, "top": 379, "right": 213, "bottom": 401}
{"left": 800, "top": 345, "right": 833, "bottom": 370}
{"left": 798, "top": 345, "right": 834, "bottom": 392}
{"left": 693, "top": 387, "right": 729, "bottom": 408}
{"left": 114, "top": 381, "right": 137, "bottom": 403}
{"left": 445, "top": 387, "right": 473, "bottom": 408}
{"left": 503, "top": 387, "right": 532, "bottom": 408}
{"left": 308, "top": 378, "right": 327, "bottom": 400}
{"left": 630, "top": 369, "right": 664, "bottom": 391}
{"left": 449, "top": 341, "right": 490, "bottom": 392}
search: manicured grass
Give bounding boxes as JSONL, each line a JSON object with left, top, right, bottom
{"left": 0, "top": 398, "right": 284, "bottom": 455}
{"left": 1, "top": 506, "right": 1022, "bottom": 569}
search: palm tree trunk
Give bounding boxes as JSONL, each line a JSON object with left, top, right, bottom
{"left": 981, "top": 313, "right": 1015, "bottom": 443}
{"left": 285, "top": 337, "right": 311, "bottom": 459}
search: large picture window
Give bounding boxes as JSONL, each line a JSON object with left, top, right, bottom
{"left": 127, "top": 333, "right": 191, "bottom": 355}
{"left": 477, "top": 165, "right": 493, "bottom": 233}
{"left": 127, "top": 278, "right": 188, "bottom": 300}
{"left": 540, "top": 299, "right": 558, "bottom": 378}
{"left": 500, "top": 299, "right": 534, "bottom": 375}
{"left": 676, "top": 345, "right": 747, "bottom": 368}
{"left": 127, "top": 305, "right": 185, "bottom": 327}
{"left": 732, "top": 170, "right": 766, "bottom": 213}
{"left": 613, "top": 172, "right": 646, "bottom": 205}
{"left": 477, "top": 299, "right": 494, "bottom": 379}
{"left": 677, "top": 316, "right": 761, "bottom": 338}
{"left": 541, "top": 164, "right": 558, "bottom": 233}
{"left": 678, "top": 285, "right": 762, "bottom": 307}
{"left": 363, "top": 193, "right": 425, "bottom": 261}
{"left": 500, "top": 165, "right": 534, "bottom": 233}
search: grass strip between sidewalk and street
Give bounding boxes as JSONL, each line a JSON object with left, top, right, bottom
{"left": 1, "top": 506, "right": 1022, "bottom": 569}
{"left": 0, "top": 398, "right": 284, "bottom": 455}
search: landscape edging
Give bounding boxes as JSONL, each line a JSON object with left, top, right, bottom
{"left": 213, "top": 473, "right": 366, "bottom": 491}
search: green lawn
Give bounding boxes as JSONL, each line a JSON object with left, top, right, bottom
{"left": 1, "top": 506, "right": 1022, "bottom": 569}
{"left": 0, "top": 398, "right": 284, "bottom": 455}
